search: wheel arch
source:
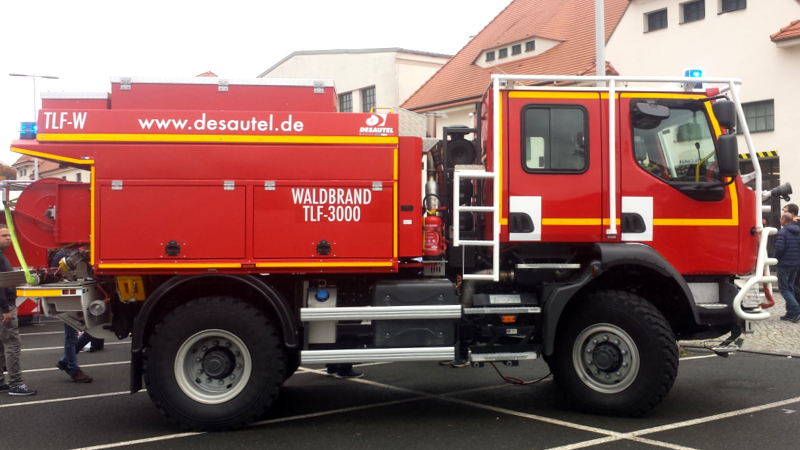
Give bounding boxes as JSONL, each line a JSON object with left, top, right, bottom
{"left": 130, "top": 274, "right": 297, "bottom": 393}
{"left": 542, "top": 243, "right": 697, "bottom": 356}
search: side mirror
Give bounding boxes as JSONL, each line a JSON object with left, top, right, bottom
{"left": 712, "top": 100, "right": 737, "bottom": 130}
{"left": 717, "top": 134, "right": 740, "bottom": 178}
{"left": 635, "top": 102, "right": 670, "bottom": 119}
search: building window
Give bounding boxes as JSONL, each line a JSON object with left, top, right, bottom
{"left": 498, "top": 48, "right": 508, "bottom": 58}
{"left": 646, "top": 9, "right": 668, "bottom": 32}
{"left": 721, "top": 0, "right": 746, "bottom": 13}
{"left": 76, "top": 173, "right": 82, "bottom": 182}
{"left": 485, "top": 51, "right": 495, "bottom": 62}
{"left": 682, "top": 1, "right": 705, "bottom": 23}
{"left": 339, "top": 92, "right": 352, "bottom": 112}
{"left": 525, "top": 41, "right": 535, "bottom": 52}
{"left": 523, "top": 106, "right": 588, "bottom": 172}
{"left": 361, "top": 86, "right": 375, "bottom": 113}
{"left": 738, "top": 100, "right": 774, "bottom": 133}
{"left": 512, "top": 44, "right": 521, "bottom": 55}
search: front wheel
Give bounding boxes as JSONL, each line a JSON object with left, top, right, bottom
{"left": 144, "top": 296, "right": 285, "bottom": 430}
{"left": 552, "top": 290, "right": 678, "bottom": 416}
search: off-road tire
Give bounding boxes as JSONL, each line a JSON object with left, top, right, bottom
{"left": 144, "top": 296, "right": 285, "bottom": 430}
{"left": 552, "top": 290, "right": 678, "bottom": 416}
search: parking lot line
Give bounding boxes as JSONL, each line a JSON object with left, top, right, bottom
{"left": 20, "top": 331, "right": 64, "bottom": 336}
{"left": 628, "top": 394, "right": 800, "bottom": 437}
{"left": 71, "top": 432, "right": 203, "bottom": 450}
{"left": 0, "top": 391, "right": 132, "bottom": 409}
{"left": 22, "top": 342, "right": 130, "bottom": 352}
{"left": 23, "top": 361, "right": 130, "bottom": 373}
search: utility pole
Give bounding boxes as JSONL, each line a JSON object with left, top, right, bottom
{"left": 9, "top": 73, "right": 59, "bottom": 180}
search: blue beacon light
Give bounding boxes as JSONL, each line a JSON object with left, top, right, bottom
{"left": 684, "top": 69, "right": 703, "bottom": 78}
{"left": 19, "top": 122, "right": 37, "bottom": 140}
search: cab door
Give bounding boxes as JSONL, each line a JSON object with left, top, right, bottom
{"left": 506, "top": 92, "right": 603, "bottom": 243}
{"left": 618, "top": 94, "right": 739, "bottom": 274}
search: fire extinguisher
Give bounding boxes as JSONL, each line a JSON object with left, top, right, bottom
{"left": 424, "top": 212, "right": 443, "bottom": 260}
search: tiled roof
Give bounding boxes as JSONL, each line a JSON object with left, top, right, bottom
{"left": 402, "top": 0, "right": 629, "bottom": 111}
{"left": 771, "top": 19, "right": 800, "bottom": 42}
{"left": 196, "top": 71, "right": 218, "bottom": 77}
{"left": 12, "top": 154, "right": 36, "bottom": 168}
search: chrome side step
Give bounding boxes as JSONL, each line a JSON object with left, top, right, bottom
{"left": 301, "top": 347, "right": 455, "bottom": 365}
{"left": 301, "top": 305, "right": 462, "bottom": 322}
{"left": 515, "top": 263, "right": 580, "bottom": 269}
{"left": 469, "top": 351, "right": 540, "bottom": 363}
{"left": 463, "top": 306, "right": 541, "bottom": 315}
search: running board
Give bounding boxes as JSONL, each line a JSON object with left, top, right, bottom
{"left": 301, "top": 347, "right": 455, "bottom": 364}
{"left": 301, "top": 305, "right": 462, "bottom": 322}
{"left": 463, "top": 306, "right": 541, "bottom": 315}
{"left": 469, "top": 351, "right": 540, "bottom": 363}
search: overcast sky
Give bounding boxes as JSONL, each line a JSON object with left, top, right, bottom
{"left": 0, "top": 0, "right": 509, "bottom": 166}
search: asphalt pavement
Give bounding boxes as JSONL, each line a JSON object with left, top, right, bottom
{"left": 1, "top": 311, "right": 798, "bottom": 450}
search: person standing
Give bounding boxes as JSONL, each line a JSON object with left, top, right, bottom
{"left": 774, "top": 212, "right": 800, "bottom": 322}
{"left": 0, "top": 224, "right": 36, "bottom": 396}
{"left": 48, "top": 249, "right": 93, "bottom": 383}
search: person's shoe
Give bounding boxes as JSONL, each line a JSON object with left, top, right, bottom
{"left": 57, "top": 360, "right": 68, "bottom": 372}
{"left": 793, "top": 315, "right": 800, "bottom": 323}
{"left": 780, "top": 314, "right": 796, "bottom": 321}
{"left": 451, "top": 359, "right": 471, "bottom": 368}
{"left": 69, "top": 370, "right": 93, "bottom": 383}
{"left": 8, "top": 384, "right": 36, "bottom": 396}
{"left": 439, "top": 360, "right": 456, "bottom": 366}
{"left": 334, "top": 369, "right": 364, "bottom": 379}
{"left": 0, "top": 384, "right": 8, "bottom": 393}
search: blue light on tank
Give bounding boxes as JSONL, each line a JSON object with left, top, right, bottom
{"left": 684, "top": 69, "right": 703, "bottom": 78}
{"left": 19, "top": 122, "right": 37, "bottom": 140}
{"left": 316, "top": 289, "right": 330, "bottom": 302}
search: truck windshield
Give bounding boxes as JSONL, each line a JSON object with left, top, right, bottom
{"left": 632, "top": 103, "right": 718, "bottom": 183}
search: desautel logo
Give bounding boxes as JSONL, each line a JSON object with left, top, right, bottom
{"left": 360, "top": 114, "right": 394, "bottom": 135}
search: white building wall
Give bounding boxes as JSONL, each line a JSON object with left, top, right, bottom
{"left": 262, "top": 51, "right": 448, "bottom": 112}
{"left": 606, "top": 0, "right": 800, "bottom": 188}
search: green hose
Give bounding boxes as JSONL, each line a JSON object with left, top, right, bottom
{"left": 3, "top": 203, "right": 36, "bottom": 285}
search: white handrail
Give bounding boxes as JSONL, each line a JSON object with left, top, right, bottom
{"left": 732, "top": 227, "right": 776, "bottom": 321}
{"left": 607, "top": 78, "right": 617, "bottom": 238}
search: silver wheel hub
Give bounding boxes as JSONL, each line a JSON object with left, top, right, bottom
{"left": 175, "top": 329, "right": 252, "bottom": 404}
{"left": 572, "top": 324, "right": 640, "bottom": 394}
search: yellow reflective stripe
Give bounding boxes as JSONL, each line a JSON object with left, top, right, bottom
{"left": 90, "top": 166, "right": 95, "bottom": 266}
{"left": 256, "top": 262, "right": 393, "bottom": 268}
{"left": 98, "top": 263, "right": 242, "bottom": 269}
{"left": 542, "top": 218, "right": 602, "bottom": 226}
{"left": 393, "top": 182, "right": 398, "bottom": 259}
{"left": 393, "top": 148, "right": 398, "bottom": 181}
{"left": 509, "top": 92, "right": 599, "bottom": 99}
{"left": 17, "top": 289, "right": 67, "bottom": 297}
{"left": 499, "top": 93, "right": 506, "bottom": 226}
{"left": 11, "top": 147, "right": 94, "bottom": 165}
{"left": 620, "top": 93, "right": 705, "bottom": 100}
{"left": 36, "top": 134, "right": 398, "bottom": 145}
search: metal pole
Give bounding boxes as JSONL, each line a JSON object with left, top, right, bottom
{"left": 596, "top": 0, "right": 606, "bottom": 87}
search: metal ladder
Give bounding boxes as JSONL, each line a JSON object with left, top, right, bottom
{"left": 453, "top": 166, "right": 500, "bottom": 281}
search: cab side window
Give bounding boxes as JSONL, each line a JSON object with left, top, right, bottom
{"left": 523, "top": 106, "right": 587, "bottom": 172}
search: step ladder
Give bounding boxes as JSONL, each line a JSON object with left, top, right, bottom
{"left": 453, "top": 165, "right": 500, "bottom": 282}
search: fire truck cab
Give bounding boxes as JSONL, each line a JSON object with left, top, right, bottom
{"left": 7, "top": 74, "right": 777, "bottom": 430}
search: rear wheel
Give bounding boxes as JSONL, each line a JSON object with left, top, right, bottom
{"left": 144, "top": 296, "right": 285, "bottom": 430}
{"left": 552, "top": 290, "right": 678, "bottom": 416}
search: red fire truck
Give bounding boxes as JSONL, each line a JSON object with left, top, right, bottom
{"left": 6, "top": 74, "right": 779, "bottom": 430}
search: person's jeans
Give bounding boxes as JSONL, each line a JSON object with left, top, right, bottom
{"left": 60, "top": 323, "right": 92, "bottom": 374}
{"left": 777, "top": 266, "right": 800, "bottom": 316}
